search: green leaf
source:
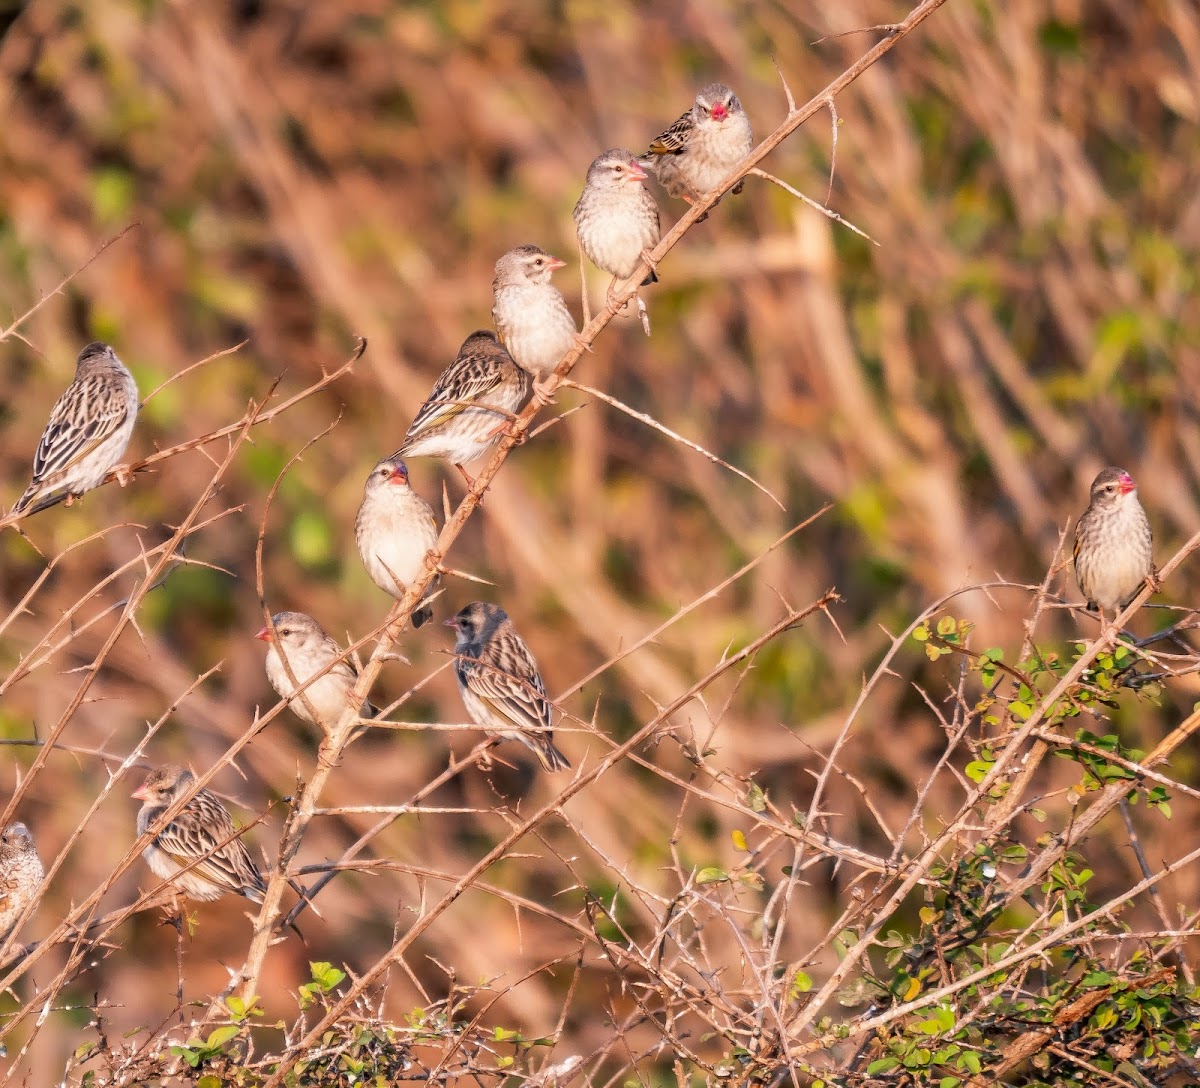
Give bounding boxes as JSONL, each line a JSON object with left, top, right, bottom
{"left": 790, "top": 970, "right": 812, "bottom": 996}
{"left": 867, "top": 1058, "right": 900, "bottom": 1075}
{"left": 696, "top": 866, "right": 729, "bottom": 885}
{"left": 198, "top": 1077, "right": 223, "bottom": 1088}
{"left": 746, "top": 782, "right": 767, "bottom": 812}
{"left": 493, "top": 1026, "right": 522, "bottom": 1042}
{"left": 964, "top": 760, "right": 993, "bottom": 783}
{"left": 206, "top": 1025, "right": 239, "bottom": 1049}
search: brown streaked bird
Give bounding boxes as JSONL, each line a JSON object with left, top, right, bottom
{"left": 573, "top": 148, "right": 662, "bottom": 305}
{"left": 644, "top": 82, "right": 753, "bottom": 217}
{"left": 491, "top": 245, "right": 578, "bottom": 400}
{"left": 356, "top": 458, "right": 439, "bottom": 627}
{"left": 14, "top": 341, "right": 139, "bottom": 516}
{"left": 445, "top": 601, "right": 570, "bottom": 772}
{"left": 393, "top": 331, "right": 530, "bottom": 488}
{"left": 133, "top": 766, "right": 267, "bottom": 904}
{"left": 0, "top": 822, "right": 43, "bottom": 941}
{"left": 1073, "top": 467, "right": 1156, "bottom": 618}
{"left": 256, "top": 611, "right": 375, "bottom": 733}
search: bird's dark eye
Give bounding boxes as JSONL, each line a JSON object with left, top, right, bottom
{"left": 534, "top": 258, "right": 543, "bottom": 267}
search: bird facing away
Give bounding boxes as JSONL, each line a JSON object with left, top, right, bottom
{"left": 446, "top": 601, "right": 570, "bottom": 772}
{"left": 14, "top": 342, "right": 139, "bottom": 516}
{"left": 644, "top": 83, "right": 753, "bottom": 213}
{"left": 133, "top": 766, "right": 267, "bottom": 903}
{"left": 356, "top": 458, "right": 439, "bottom": 627}
{"left": 573, "top": 148, "right": 662, "bottom": 303}
{"left": 1073, "top": 467, "right": 1156, "bottom": 616}
{"left": 491, "top": 245, "right": 578, "bottom": 398}
{"left": 393, "top": 330, "right": 530, "bottom": 488}
{"left": 256, "top": 611, "right": 375, "bottom": 734}
{"left": 0, "top": 822, "right": 43, "bottom": 941}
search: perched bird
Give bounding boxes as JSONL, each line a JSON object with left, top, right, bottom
{"left": 257, "top": 611, "right": 375, "bottom": 733}
{"left": 1073, "top": 467, "right": 1156, "bottom": 617}
{"left": 491, "top": 245, "right": 578, "bottom": 399}
{"left": 573, "top": 148, "right": 662, "bottom": 304}
{"left": 356, "top": 458, "right": 439, "bottom": 627}
{"left": 644, "top": 83, "right": 753, "bottom": 215}
{"left": 446, "top": 601, "right": 570, "bottom": 772}
{"left": 0, "top": 822, "right": 43, "bottom": 941}
{"left": 393, "top": 330, "right": 530, "bottom": 487}
{"left": 133, "top": 765, "right": 266, "bottom": 903}
{"left": 14, "top": 341, "right": 139, "bottom": 516}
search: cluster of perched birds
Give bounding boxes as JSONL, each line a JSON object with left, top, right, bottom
{"left": 0, "top": 82, "right": 1162, "bottom": 940}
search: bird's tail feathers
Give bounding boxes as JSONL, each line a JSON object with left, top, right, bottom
{"left": 12, "top": 485, "right": 69, "bottom": 517}
{"left": 536, "top": 739, "right": 571, "bottom": 773}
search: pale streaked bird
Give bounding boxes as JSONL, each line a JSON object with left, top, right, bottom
{"left": 644, "top": 83, "right": 753, "bottom": 216}
{"left": 1073, "top": 467, "right": 1156, "bottom": 618}
{"left": 0, "top": 822, "right": 43, "bottom": 941}
{"left": 446, "top": 601, "right": 570, "bottom": 773}
{"left": 573, "top": 148, "right": 661, "bottom": 305}
{"left": 14, "top": 341, "right": 139, "bottom": 516}
{"left": 257, "top": 611, "right": 375, "bottom": 733}
{"left": 393, "top": 330, "right": 529, "bottom": 488}
{"left": 356, "top": 458, "right": 439, "bottom": 627}
{"left": 491, "top": 245, "right": 578, "bottom": 400}
{"left": 133, "top": 765, "right": 266, "bottom": 903}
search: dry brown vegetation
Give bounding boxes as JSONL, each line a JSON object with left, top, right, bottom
{"left": 0, "top": 0, "right": 1198, "bottom": 1084}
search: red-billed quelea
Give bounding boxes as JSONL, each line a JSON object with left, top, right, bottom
{"left": 446, "top": 601, "right": 570, "bottom": 772}
{"left": 0, "top": 822, "right": 43, "bottom": 940}
{"left": 573, "top": 148, "right": 661, "bottom": 305}
{"left": 133, "top": 766, "right": 267, "bottom": 904}
{"left": 491, "top": 245, "right": 578, "bottom": 401}
{"left": 14, "top": 341, "right": 139, "bottom": 515}
{"left": 356, "top": 458, "right": 439, "bottom": 627}
{"left": 393, "top": 330, "right": 529, "bottom": 488}
{"left": 1073, "top": 467, "right": 1156, "bottom": 619}
{"left": 256, "top": 611, "right": 375, "bottom": 733}
{"left": 644, "top": 83, "right": 753, "bottom": 216}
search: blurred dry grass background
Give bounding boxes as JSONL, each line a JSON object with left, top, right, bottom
{"left": 0, "top": 0, "right": 1199, "bottom": 1080}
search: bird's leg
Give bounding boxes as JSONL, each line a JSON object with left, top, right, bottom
{"left": 640, "top": 248, "right": 659, "bottom": 277}
{"left": 682, "top": 192, "right": 711, "bottom": 223}
{"left": 111, "top": 464, "right": 133, "bottom": 487}
{"left": 531, "top": 378, "right": 558, "bottom": 408}
{"left": 63, "top": 494, "right": 76, "bottom": 508}
{"left": 484, "top": 417, "right": 527, "bottom": 446}
{"left": 1145, "top": 567, "right": 1163, "bottom": 595}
